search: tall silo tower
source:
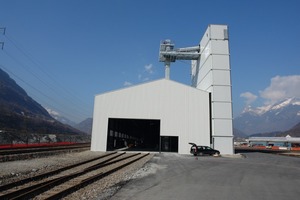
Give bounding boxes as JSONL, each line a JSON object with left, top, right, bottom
{"left": 191, "top": 24, "right": 233, "bottom": 154}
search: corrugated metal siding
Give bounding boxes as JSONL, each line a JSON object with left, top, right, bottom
{"left": 191, "top": 25, "right": 234, "bottom": 154}
{"left": 91, "top": 79, "right": 210, "bottom": 154}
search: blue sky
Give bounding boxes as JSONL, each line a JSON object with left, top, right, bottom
{"left": 0, "top": 0, "right": 299, "bottom": 123}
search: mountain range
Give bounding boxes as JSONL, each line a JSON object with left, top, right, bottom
{"left": 0, "top": 68, "right": 87, "bottom": 142}
{"left": 234, "top": 97, "right": 300, "bottom": 136}
{"left": 73, "top": 118, "right": 93, "bottom": 135}
{"left": 47, "top": 110, "right": 92, "bottom": 135}
{"left": 1, "top": 67, "right": 299, "bottom": 141}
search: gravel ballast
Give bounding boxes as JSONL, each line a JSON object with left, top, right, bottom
{"left": 0, "top": 150, "right": 154, "bottom": 199}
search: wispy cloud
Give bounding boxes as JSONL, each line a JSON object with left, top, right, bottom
{"left": 123, "top": 81, "right": 132, "bottom": 86}
{"left": 138, "top": 64, "right": 155, "bottom": 82}
{"left": 240, "top": 92, "right": 257, "bottom": 105}
{"left": 240, "top": 75, "right": 300, "bottom": 107}
{"left": 138, "top": 74, "right": 142, "bottom": 80}
{"left": 259, "top": 75, "right": 300, "bottom": 104}
{"left": 144, "top": 64, "right": 154, "bottom": 74}
{"left": 123, "top": 64, "right": 155, "bottom": 87}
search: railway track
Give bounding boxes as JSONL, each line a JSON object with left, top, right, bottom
{"left": 0, "top": 152, "right": 150, "bottom": 200}
{"left": 0, "top": 143, "right": 90, "bottom": 155}
{"left": 0, "top": 143, "right": 91, "bottom": 162}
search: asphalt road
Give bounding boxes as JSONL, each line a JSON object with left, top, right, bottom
{"left": 110, "top": 152, "right": 300, "bottom": 200}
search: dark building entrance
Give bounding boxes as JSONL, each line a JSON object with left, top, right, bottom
{"left": 160, "top": 136, "right": 178, "bottom": 152}
{"left": 107, "top": 118, "right": 160, "bottom": 151}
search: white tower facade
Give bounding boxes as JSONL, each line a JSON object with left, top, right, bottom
{"left": 191, "top": 24, "right": 233, "bottom": 154}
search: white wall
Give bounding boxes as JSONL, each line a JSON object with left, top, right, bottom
{"left": 91, "top": 79, "right": 210, "bottom": 154}
{"left": 191, "top": 24, "right": 234, "bottom": 154}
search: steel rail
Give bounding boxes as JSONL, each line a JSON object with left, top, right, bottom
{"left": 0, "top": 152, "right": 117, "bottom": 192}
{"left": 0, "top": 144, "right": 90, "bottom": 155}
{"left": 45, "top": 153, "right": 150, "bottom": 200}
{"left": 0, "top": 143, "right": 90, "bottom": 151}
{"left": 0, "top": 153, "right": 142, "bottom": 200}
{"left": 0, "top": 152, "right": 125, "bottom": 199}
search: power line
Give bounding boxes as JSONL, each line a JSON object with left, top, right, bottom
{"left": 4, "top": 34, "right": 91, "bottom": 111}
{"left": 0, "top": 27, "right": 5, "bottom": 49}
{"left": 0, "top": 51, "right": 89, "bottom": 120}
{"left": 0, "top": 27, "right": 6, "bottom": 35}
{"left": 0, "top": 64, "right": 85, "bottom": 122}
{"left": 1, "top": 31, "right": 92, "bottom": 121}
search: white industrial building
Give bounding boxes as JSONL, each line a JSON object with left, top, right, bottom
{"left": 91, "top": 24, "right": 234, "bottom": 155}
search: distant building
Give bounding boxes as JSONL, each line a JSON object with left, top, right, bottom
{"left": 248, "top": 135, "right": 300, "bottom": 150}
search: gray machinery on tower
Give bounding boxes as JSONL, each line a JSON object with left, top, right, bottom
{"left": 159, "top": 39, "right": 201, "bottom": 79}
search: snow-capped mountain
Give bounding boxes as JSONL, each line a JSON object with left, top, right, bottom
{"left": 46, "top": 108, "right": 92, "bottom": 134}
{"left": 234, "top": 97, "right": 300, "bottom": 135}
{"left": 241, "top": 98, "right": 300, "bottom": 116}
{"left": 46, "top": 108, "right": 76, "bottom": 127}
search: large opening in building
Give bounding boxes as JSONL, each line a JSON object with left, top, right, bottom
{"left": 107, "top": 118, "right": 160, "bottom": 151}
